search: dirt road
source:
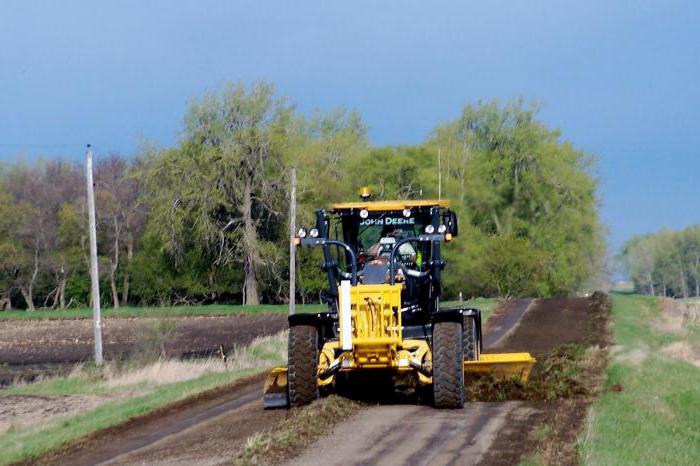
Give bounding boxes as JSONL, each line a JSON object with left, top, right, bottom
{"left": 290, "top": 297, "right": 605, "bottom": 466}
{"left": 26, "top": 297, "right": 608, "bottom": 466}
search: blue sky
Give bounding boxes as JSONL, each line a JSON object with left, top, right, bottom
{"left": 1, "top": 1, "right": 698, "bottom": 252}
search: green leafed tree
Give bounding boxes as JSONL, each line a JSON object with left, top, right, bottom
{"left": 142, "top": 82, "right": 293, "bottom": 305}
{"left": 428, "top": 99, "right": 605, "bottom": 297}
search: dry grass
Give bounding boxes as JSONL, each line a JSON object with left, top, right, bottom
{"left": 661, "top": 341, "right": 700, "bottom": 368}
{"left": 231, "top": 396, "right": 363, "bottom": 466}
{"left": 613, "top": 345, "right": 649, "bottom": 367}
{"left": 104, "top": 331, "right": 287, "bottom": 389}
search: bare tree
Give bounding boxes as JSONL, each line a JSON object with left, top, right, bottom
{"left": 2, "top": 162, "right": 82, "bottom": 310}
{"left": 95, "top": 154, "right": 145, "bottom": 308}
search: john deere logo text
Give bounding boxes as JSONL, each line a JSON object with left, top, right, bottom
{"left": 360, "top": 217, "right": 415, "bottom": 226}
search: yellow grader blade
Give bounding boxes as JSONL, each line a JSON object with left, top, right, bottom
{"left": 464, "top": 352, "right": 536, "bottom": 381}
{"left": 263, "top": 367, "right": 289, "bottom": 408}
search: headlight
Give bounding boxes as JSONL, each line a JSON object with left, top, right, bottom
{"left": 425, "top": 225, "right": 435, "bottom": 234}
{"left": 402, "top": 208, "right": 411, "bottom": 218}
{"left": 360, "top": 209, "right": 369, "bottom": 219}
{"left": 297, "top": 228, "right": 307, "bottom": 238}
{"left": 309, "top": 228, "right": 319, "bottom": 238}
{"left": 438, "top": 224, "right": 447, "bottom": 233}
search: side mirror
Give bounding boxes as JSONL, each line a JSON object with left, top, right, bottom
{"left": 446, "top": 210, "right": 458, "bottom": 237}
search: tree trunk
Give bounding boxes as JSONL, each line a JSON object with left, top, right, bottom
{"left": 241, "top": 177, "right": 260, "bottom": 305}
{"left": 111, "top": 217, "right": 120, "bottom": 309}
{"left": 208, "top": 270, "right": 218, "bottom": 303}
{"left": 121, "top": 231, "right": 133, "bottom": 306}
{"left": 110, "top": 259, "right": 119, "bottom": 309}
{"left": 22, "top": 249, "right": 40, "bottom": 311}
{"left": 679, "top": 265, "right": 689, "bottom": 299}
{"left": 21, "top": 287, "right": 35, "bottom": 311}
{"left": 59, "top": 278, "right": 67, "bottom": 309}
{"left": 2, "top": 293, "right": 12, "bottom": 310}
{"left": 492, "top": 212, "right": 503, "bottom": 235}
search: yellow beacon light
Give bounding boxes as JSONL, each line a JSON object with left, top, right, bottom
{"left": 357, "top": 186, "right": 373, "bottom": 200}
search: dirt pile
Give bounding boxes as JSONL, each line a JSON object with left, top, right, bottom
{"left": 477, "top": 292, "right": 613, "bottom": 466}
{"left": 232, "top": 396, "right": 363, "bottom": 466}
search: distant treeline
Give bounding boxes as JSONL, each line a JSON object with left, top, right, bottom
{"left": 0, "top": 82, "right": 605, "bottom": 310}
{"left": 621, "top": 226, "right": 700, "bottom": 298}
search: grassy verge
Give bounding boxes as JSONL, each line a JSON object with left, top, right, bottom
{"left": 579, "top": 294, "right": 700, "bottom": 465}
{"left": 0, "top": 332, "right": 287, "bottom": 465}
{"left": 0, "top": 303, "right": 324, "bottom": 320}
{"left": 0, "top": 298, "right": 496, "bottom": 321}
{"left": 232, "top": 396, "right": 363, "bottom": 466}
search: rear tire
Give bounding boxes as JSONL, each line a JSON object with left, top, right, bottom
{"left": 288, "top": 325, "right": 319, "bottom": 407}
{"left": 463, "top": 315, "right": 480, "bottom": 361}
{"left": 432, "top": 321, "right": 465, "bottom": 408}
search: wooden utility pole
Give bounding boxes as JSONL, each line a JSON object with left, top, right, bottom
{"left": 86, "top": 145, "right": 103, "bottom": 365}
{"left": 288, "top": 167, "right": 297, "bottom": 315}
{"left": 438, "top": 147, "right": 442, "bottom": 200}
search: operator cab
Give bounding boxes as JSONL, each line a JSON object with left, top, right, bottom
{"left": 300, "top": 197, "right": 458, "bottom": 326}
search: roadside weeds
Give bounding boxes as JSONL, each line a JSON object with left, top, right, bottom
{"left": 230, "top": 396, "right": 364, "bottom": 466}
{"left": 579, "top": 294, "right": 700, "bottom": 466}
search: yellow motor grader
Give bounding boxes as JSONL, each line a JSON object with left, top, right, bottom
{"left": 264, "top": 193, "right": 535, "bottom": 408}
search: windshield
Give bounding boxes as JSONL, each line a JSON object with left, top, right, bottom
{"left": 357, "top": 217, "right": 422, "bottom": 252}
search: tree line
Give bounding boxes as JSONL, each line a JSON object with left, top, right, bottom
{"left": 0, "top": 83, "right": 605, "bottom": 310}
{"left": 620, "top": 225, "right": 700, "bottom": 298}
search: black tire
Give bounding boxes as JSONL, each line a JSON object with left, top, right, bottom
{"left": 463, "top": 315, "right": 480, "bottom": 361}
{"left": 288, "top": 325, "right": 319, "bottom": 407}
{"left": 432, "top": 321, "right": 465, "bottom": 409}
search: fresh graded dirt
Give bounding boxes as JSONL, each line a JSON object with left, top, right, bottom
{"left": 292, "top": 295, "right": 611, "bottom": 466}
{"left": 0, "top": 314, "right": 287, "bottom": 385}
{"left": 16, "top": 295, "right": 612, "bottom": 466}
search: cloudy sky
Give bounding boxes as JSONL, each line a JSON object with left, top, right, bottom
{"left": 1, "top": 1, "right": 698, "bottom": 252}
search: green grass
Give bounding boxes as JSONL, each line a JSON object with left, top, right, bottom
{"left": 0, "top": 298, "right": 495, "bottom": 321}
{"left": 580, "top": 294, "right": 700, "bottom": 465}
{"left": 444, "top": 297, "right": 498, "bottom": 323}
{"left": 0, "top": 368, "right": 260, "bottom": 465}
{"left": 2, "top": 374, "right": 110, "bottom": 397}
{"left": 0, "top": 303, "right": 324, "bottom": 320}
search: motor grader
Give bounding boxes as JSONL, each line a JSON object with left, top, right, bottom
{"left": 264, "top": 191, "right": 535, "bottom": 408}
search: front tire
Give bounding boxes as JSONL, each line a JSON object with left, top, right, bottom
{"left": 432, "top": 321, "right": 465, "bottom": 408}
{"left": 463, "top": 315, "right": 480, "bottom": 361}
{"left": 288, "top": 325, "right": 319, "bottom": 407}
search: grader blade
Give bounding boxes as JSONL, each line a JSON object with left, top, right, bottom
{"left": 464, "top": 353, "right": 536, "bottom": 381}
{"left": 263, "top": 367, "right": 289, "bottom": 409}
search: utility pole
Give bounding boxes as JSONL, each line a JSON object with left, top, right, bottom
{"left": 86, "top": 145, "right": 103, "bottom": 365}
{"left": 438, "top": 147, "right": 442, "bottom": 200}
{"left": 288, "top": 167, "right": 297, "bottom": 315}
